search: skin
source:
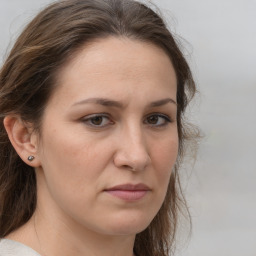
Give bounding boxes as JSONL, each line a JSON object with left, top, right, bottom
{"left": 5, "top": 37, "right": 178, "bottom": 256}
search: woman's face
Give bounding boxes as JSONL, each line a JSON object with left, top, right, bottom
{"left": 35, "top": 37, "right": 178, "bottom": 236}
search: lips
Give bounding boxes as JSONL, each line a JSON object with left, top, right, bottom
{"left": 104, "top": 183, "right": 151, "bottom": 201}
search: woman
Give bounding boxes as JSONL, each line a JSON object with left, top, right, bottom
{"left": 0, "top": 0, "right": 197, "bottom": 255}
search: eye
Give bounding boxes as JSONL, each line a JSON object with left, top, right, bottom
{"left": 145, "top": 113, "right": 171, "bottom": 127}
{"left": 82, "top": 114, "right": 113, "bottom": 127}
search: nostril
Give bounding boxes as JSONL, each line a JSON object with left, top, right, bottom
{"left": 122, "top": 165, "right": 136, "bottom": 171}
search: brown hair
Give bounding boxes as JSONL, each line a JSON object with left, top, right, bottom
{"left": 0, "top": 0, "right": 197, "bottom": 255}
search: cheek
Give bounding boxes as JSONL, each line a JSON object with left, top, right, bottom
{"left": 150, "top": 136, "right": 178, "bottom": 198}
{"left": 38, "top": 126, "right": 111, "bottom": 197}
{"left": 37, "top": 131, "right": 112, "bottom": 223}
{"left": 152, "top": 136, "right": 178, "bottom": 173}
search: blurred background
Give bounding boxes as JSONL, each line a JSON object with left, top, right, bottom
{"left": 0, "top": 0, "right": 255, "bottom": 255}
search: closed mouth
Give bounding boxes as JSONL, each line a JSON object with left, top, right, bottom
{"left": 104, "top": 183, "right": 151, "bottom": 201}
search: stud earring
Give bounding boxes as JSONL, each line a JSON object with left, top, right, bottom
{"left": 28, "top": 156, "right": 35, "bottom": 161}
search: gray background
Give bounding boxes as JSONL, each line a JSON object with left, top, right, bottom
{"left": 0, "top": 0, "right": 255, "bottom": 255}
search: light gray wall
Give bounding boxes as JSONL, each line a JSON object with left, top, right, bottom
{"left": 1, "top": 0, "right": 255, "bottom": 255}
{"left": 156, "top": 1, "right": 256, "bottom": 256}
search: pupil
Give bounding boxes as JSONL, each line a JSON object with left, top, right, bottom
{"left": 92, "top": 116, "right": 103, "bottom": 125}
{"left": 148, "top": 115, "right": 158, "bottom": 124}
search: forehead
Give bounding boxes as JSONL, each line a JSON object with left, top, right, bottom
{"left": 52, "top": 37, "right": 177, "bottom": 105}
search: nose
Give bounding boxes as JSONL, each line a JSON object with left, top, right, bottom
{"left": 113, "top": 125, "right": 151, "bottom": 172}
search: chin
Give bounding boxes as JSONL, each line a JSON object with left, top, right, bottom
{"left": 105, "top": 224, "right": 148, "bottom": 237}
{"left": 100, "top": 211, "right": 154, "bottom": 236}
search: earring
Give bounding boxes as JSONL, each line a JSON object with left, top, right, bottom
{"left": 28, "top": 156, "right": 35, "bottom": 161}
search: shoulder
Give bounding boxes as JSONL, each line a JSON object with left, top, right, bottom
{"left": 0, "top": 239, "right": 41, "bottom": 256}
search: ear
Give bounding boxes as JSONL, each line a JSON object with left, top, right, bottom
{"left": 3, "top": 115, "right": 41, "bottom": 167}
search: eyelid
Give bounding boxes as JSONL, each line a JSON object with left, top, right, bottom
{"left": 144, "top": 112, "right": 172, "bottom": 127}
{"left": 81, "top": 113, "right": 114, "bottom": 127}
{"left": 80, "top": 112, "right": 173, "bottom": 129}
{"left": 145, "top": 112, "right": 172, "bottom": 120}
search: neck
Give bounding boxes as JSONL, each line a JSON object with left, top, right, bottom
{"left": 7, "top": 211, "right": 136, "bottom": 256}
{"left": 20, "top": 208, "right": 136, "bottom": 256}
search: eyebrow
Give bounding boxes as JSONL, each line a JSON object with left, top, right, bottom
{"left": 72, "top": 97, "right": 177, "bottom": 108}
{"left": 149, "top": 98, "right": 177, "bottom": 107}
{"left": 72, "top": 98, "right": 124, "bottom": 108}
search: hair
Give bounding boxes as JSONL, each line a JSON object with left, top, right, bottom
{"left": 0, "top": 0, "right": 197, "bottom": 255}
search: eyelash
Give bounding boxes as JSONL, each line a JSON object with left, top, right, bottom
{"left": 81, "top": 113, "right": 113, "bottom": 128}
{"left": 144, "top": 113, "right": 172, "bottom": 127}
{"left": 81, "top": 113, "right": 172, "bottom": 128}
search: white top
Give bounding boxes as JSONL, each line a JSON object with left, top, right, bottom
{"left": 0, "top": 239, "right": 40, "bottom": 256}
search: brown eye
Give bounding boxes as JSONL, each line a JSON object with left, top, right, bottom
{"left": 147, "top": 115, "right": 159, "bottom": 124}
{"left": 91, "top": 116, "right": 103, "bottom": 125}
{"left": 82, "top": 114, "right": 113, "bottom": 128}
{"left": 145, "top": 114, "right": 171, "bottom": 127}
